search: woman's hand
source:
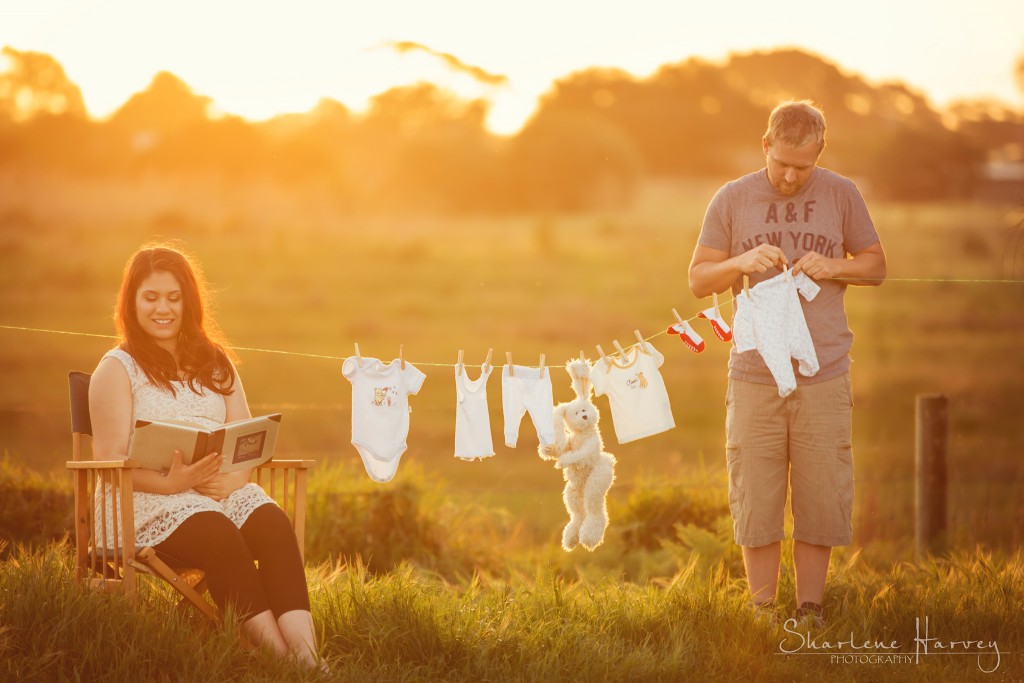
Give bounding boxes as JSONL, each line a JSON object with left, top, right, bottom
{"left": 164, "top": 450, "right": 222, "bottom": 494}
{"left": 193, "top": 470, "right": 250, "bottom": 502}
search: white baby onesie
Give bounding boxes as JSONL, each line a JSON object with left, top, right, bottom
{"left": 342, "top": 357, "right": 426, "bottom": 483}
{"left": 590, "top": 342, "right": 676, "bottom": 444}
{"left": 501, "top": 365, "right": 556, "bottom": 448}
{"left": 733, "top": 270, "right": 820, "bottom": 398}
{"left": 454, "top": 363, "right": 495, "bottom": 460}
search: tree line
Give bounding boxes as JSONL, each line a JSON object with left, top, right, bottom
{"left": 1, "top": 45, "right": 1022, "bottom": 211}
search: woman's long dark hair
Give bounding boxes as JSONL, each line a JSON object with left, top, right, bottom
{"left": 115, "top": 244, "right": 236, "bottom": 396}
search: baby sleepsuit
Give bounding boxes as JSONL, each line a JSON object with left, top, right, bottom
{"left": 733, "top": 270, "right": 820, "bottom": 398}
{"left": 342, "top": 356, "right": 426, "bottom": 482}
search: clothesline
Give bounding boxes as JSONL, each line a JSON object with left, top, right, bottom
{"left": 1, "top": 276, "right": 1021, "bottom": 368}
{"left": 0, "top": 299, "right": 718, "bottom": 368}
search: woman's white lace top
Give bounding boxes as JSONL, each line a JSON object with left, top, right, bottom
{"left": 96, "top": 348, "right": 273, "bottom": 549}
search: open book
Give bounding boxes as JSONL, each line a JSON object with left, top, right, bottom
{"left": 127, "top": 414, "right": 281, "bottom": 473}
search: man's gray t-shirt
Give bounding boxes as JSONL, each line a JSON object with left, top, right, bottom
{"left": 697, "top": 166, "right": 879, "bottom": 386}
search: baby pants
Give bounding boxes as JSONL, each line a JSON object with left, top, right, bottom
{"left": 501, "top": 365, "right": 556, "bottom": 448}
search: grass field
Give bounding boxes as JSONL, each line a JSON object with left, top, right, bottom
{"left": 0, "top": 173, "right": 1022, "bottom": 679}
{"left": 2, "top": 541, "right": 1021, "bottom": 682}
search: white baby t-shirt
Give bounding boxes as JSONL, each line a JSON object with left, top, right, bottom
{"left": 589, "top": 342, "right": 675, "bottom": 444}
{"left": 342, "top": 357, "right": 426, "bottom": 483}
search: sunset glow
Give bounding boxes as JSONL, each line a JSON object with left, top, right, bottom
{"left": 2, "top": 0, "right": 1022, "bottom": 133}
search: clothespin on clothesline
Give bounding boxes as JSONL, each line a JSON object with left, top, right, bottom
{"left": 400, "top": 344, "right": 405, "bottom": 369}
{"left": 633, "top": 329, "right": 649, "bottom": 354}
{"left": 612, "top": 339, "right": 627, "bottom": 361}
{"left": 354, "top": 342, "right": 362, "bottom": 368}
{"left": 743, "top": 275, "right": 750, "bottom": 297}
{"left": 596, "top": 344, "right": 611, "bottom": 369}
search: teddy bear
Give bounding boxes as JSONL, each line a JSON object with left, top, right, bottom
{"left": 539, "top": 358, "right": 616, "bottom": 551}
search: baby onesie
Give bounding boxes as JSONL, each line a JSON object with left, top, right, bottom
{"left": 342, "top": 356, "right": 426, "bottom": 482}
{"left": 454, "top": 363, "right": 495, "bottom": 460}
{"left": 501, "top": 365, "right": 556, "bottom": 448}
{"left": 733, "top": 270, "right": 820, "bottom": 398}
{"left": 590, "top": 342, "right": 675, "bottom": 444}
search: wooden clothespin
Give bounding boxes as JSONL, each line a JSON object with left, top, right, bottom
{"left": 596, "top": 345, "right": 611, "bottom": 369}
{"left": 672, "top": 308, "right": 685, "bottom": 328}
{"left": 743, "top": 275, "right": 750, "bottom": 297}
{"left": 612, "top": 339, "right": 627, "bottom": 361}
{"left": 712, "top": 291, "right": 720, "bottom": 313}
{"left": 457, "top": 349, "right": 464, "bottom": 376}
{"left": 354, "top": 342, "right": 362, "bottom": 368}
{"left": 633, "top": 329, "right": 649, "bottom": 354}
{"left": 579, "top": 350, "right": 586, "bottom": 363}
{"left": 483, "top": 348, "right": 493, "bottom": 370}
{"left": 507, "top": 352, "right": 514, "bottom": 377}
{"left": 399, "top": 344, "right": 405, "bottom": 370}
{"left": 538, "top": 354, "right": 545, "bottom": 377}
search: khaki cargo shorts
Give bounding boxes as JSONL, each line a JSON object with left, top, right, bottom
{"left": 725, "top": 373, "right": 854, "bottom": 547}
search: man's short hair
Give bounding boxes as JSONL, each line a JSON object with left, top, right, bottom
{"left": 764, "top": 100, "right": 826, "bottom": 151}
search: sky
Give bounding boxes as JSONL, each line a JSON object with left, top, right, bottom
{"left": 1, "top": 0, "right": 1022, "bottom": 134}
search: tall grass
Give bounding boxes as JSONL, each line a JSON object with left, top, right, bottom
{"left": 2, "top": 543, "right": 1021, "bottom": 681}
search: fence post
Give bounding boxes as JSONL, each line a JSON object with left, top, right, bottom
{"left": 915, "top": 394, "right": 948, "bottom": 558}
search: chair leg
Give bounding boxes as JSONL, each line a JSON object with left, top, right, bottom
{"left": 135, "top": 548, "right": 220, "bottom": 622}
{"left": 177, "top": 577, "right": 209, "bottom": 615}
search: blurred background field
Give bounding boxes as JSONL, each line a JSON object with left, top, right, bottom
{"left": 1, "top": 178, "right": 1022, "bottom": 568}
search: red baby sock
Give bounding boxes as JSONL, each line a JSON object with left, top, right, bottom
{"left": 698, "top": 306, "right": 733, "bottom": 342}
{"left": 667, "top": 321, "right": 706, "bottom": 353}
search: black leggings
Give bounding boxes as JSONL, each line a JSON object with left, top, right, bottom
{"left": 153, "top": 504, "right": 310, "bottom": 620}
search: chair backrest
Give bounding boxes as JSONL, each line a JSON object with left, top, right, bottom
{"left": 69, "top": 370, "right": 93, "bottom": 436}
{"left": 69, "top": 371, "right": 92, "bottom": 461}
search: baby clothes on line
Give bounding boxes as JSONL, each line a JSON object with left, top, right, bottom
{"left": 590, "top": 341, "right": 675, "bottom": 444}
{"left": 667, "top": 320, "right": 706, "bottom": 353}
{"left": 733, "top": 270, "right": 820, "bottom": 398}
{"left": 698, "top": 305, "right": 733, "bottom": 342}
{"left": 454, "top": 363, "right": 495, "bottom": 460}
{"left": 342, "top": 356, "right": 426, "bottom": 483}
{"left": 501, "top": 365, "right": 555, "bottom": 448}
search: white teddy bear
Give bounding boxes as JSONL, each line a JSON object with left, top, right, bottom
{"left": 539, "top": 358, "right": 616, "bottom": 551}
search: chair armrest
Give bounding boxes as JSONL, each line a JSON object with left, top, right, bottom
{"left": 258, "top": 460, "right": 316, "bottom": 470}
{"left": 66, "top": 459, "right": 138, "bottom": 470}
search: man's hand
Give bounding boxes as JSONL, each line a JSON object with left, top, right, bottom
{"left": 689, "top": 243, "right": 788, "bottom": 299}
{"left": 165, "top": 450, "right": 222, "bottom": 494}
{"left": 792, "top": 251, "right": 839, "bottom": 280}
{"left": 735, "top": 244, "right": 788, "bottom": 275}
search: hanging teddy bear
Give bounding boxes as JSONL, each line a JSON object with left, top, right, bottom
{"left": 539, "top": 358, "right": 616, "bottom": 551}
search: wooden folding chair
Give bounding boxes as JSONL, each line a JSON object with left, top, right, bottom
{"left": 67, "top": 370, "right": 315, "bottom": 621}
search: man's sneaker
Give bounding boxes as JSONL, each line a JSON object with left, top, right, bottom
{"left": 750, "top": 599, "right": 778, "bottom": 625}
{"left": 795, "top": 601, "right": 825, "bottom": 628}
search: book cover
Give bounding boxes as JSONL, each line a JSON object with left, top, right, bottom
{"left": 127, "top": 413, "right": 281, "bottom": 473}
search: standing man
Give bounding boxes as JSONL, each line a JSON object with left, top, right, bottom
{"left": 688, "top": 100, "right": 886, "bottom": 625}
